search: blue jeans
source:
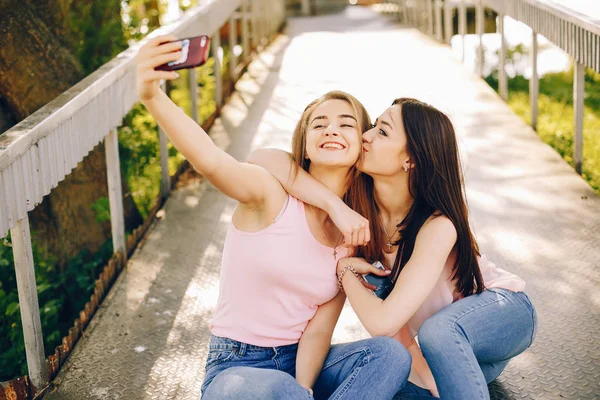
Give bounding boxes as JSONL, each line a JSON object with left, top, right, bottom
{"left": 396, "top": 288, "right": 537, "bottom": 400}
{"left": 202, "top": 334, "right": 412, "bottom": 399}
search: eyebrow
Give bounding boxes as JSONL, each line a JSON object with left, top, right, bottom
{"left": 375, "top": 118, "right": 393, "bottom": 129}
{"left": 310, "top": 114, "right": 358, "bottom": 125}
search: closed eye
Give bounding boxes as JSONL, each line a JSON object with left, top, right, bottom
{"left": 341, "top": 124, "right": 354, "bottom": 128}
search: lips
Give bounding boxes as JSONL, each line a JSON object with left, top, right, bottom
{"left": 362, "top": 146, "right": 369, "bottom": 153}
{"left": 320, "top": 141, "right": 346, "bottom": 150}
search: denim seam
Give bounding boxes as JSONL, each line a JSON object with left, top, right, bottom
{"left": 205, "top": 349, "right": 237, "bottom": 371}
{"left": 450, "top": 294, "right": 507, "bottom": 399}
{"left": 321, "top": 347, "right": 371, "bottom": 370}
{"left": 329, "top": 350, "right": 371, "bottom": 400}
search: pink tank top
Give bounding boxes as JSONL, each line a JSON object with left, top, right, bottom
{"left": 210, "top": 195, "right": 347, "bottom": 347}
{"left": 407, "top": 254, "right": 526, "bottom": 337}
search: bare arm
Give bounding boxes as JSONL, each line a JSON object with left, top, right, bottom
{"left": 248, "top": 148, "right": 370, "bottom": 246}
{"left": 338, "top": 216, "right": 457, "bottom": 337}
{"left": 295, "top": 291, "right": 346, "bottom": 391}
{"left": 247, "top": 149, "right": 341, "bottom": 211}
{"left": 137, "top": 36, "right": 279, "bottom": 206}
{"left": 392, "top": 328, "right": 439, "bottom": 397}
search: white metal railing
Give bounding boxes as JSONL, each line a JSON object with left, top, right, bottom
{"left": 0, "top": 0, "right": 285, "bottom": 391}
{"left": 386, "top": 0, "right": 599, "bottom": 174}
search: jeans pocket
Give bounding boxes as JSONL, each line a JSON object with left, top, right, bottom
{"left": 205, "top": 348, "right": 236, "bottom": 370}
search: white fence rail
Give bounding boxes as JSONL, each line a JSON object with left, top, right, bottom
{"left": 386, "top": 0, "right": 599, "bottom": 174}
{"left": 0, "top": 0, "right": 285, "bottom": 391}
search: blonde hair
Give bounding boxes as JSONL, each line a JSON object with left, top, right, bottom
{"left": 289, "top": 91, "right": 371, "bottom": 198}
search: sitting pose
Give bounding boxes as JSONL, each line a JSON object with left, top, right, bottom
{"left": 136, "top": 36, "right": 412, "bottom": 400}
{"left": 250, "top": 97, "right": 538, "bottom": 400}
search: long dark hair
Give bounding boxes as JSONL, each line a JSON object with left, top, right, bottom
{"left": 353, "top": 98, "right": 484, "bottom": 298}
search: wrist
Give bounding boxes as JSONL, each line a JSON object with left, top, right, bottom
{"left": 336, "top": 258, "right": 349, "bottom": 275}
{"left": 337, "top": 263, "right": 358, "bottom": 291}
{"left": 140, "top": 88, "right": 165, "bottom": 108}
{"left": 324, "top": 195, "right": 345, "bottom": 215}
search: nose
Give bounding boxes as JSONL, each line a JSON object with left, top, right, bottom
{"left": 324, "top": 122, "right": 340, "bottom": 136}
{"left": 362, "top": 128, "right": 374, "bottom": 143}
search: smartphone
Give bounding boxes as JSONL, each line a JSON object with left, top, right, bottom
{"left": 155, "top": 35, "right": 211, "bottom": 71}
{"left": 363, "top": 261, "right": 394, "bottom": 300}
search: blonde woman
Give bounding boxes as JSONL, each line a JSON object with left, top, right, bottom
{"left": 136, "top": 36, "right": 411, "bottom": 400}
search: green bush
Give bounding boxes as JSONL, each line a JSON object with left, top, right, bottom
{"left": 485, "top": 66, "right": 600, "bottom": 193}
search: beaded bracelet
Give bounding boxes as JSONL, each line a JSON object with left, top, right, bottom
{"left": 337, "top": 264, "right": 359, "bottom": 291}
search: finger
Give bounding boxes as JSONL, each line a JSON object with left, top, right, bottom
{"left": 343, "top": 230, "right": 353, "bottom": 247}
{"left": 356, "top": 228, "right": 365, "bottom": 247}
{"left": 372, "top": 266, "right": 392, "bottom": 276}
{"left": 151, "top": 34, "right": 179, "bottom": 47}
{"left": 358, "top": 277, "right": 377, "bottom": 291}
{"left": 363, "top": 221, "right": 371, "bottom": 243}
{"left": 140, "top": 35, "right": 179, "bottom": 56}
{"left": 145, "top": 52, "right": 182, "bottom": 70}
{"left": 148, "top": 39, "right": 183, "bottom": 57}
{"left": 351, "top": 229, "right": 359, "bottom": 248}
{"left": 141, "top": 70, "right": 180, "bottom": 82}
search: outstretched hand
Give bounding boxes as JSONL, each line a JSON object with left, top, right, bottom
{"left": 136, "top": 35, "right": 182, "bottom": 103}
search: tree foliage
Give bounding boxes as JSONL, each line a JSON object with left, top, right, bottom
{"left": 0, "top": 0, "right": 221, "bottom": 380}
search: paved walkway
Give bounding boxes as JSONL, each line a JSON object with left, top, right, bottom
{"left": 46, "top": 6, "right": 600, "bottom": 400}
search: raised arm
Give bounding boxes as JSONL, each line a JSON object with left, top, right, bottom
{"left": 136, "top": 36, "right": 277, "bottom": 205}
{"left": 248, "top": 148, "right": 370, "bottom": 246}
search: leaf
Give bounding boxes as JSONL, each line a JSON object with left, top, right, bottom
{"left": 6, "top": 302, "right": 19, "bottom": 316}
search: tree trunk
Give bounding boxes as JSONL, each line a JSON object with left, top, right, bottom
{"left": 0, "top": 0, "right": 143, "bottom": 267}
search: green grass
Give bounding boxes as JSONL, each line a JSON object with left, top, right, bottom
{"left": 485, "top": 68, "right": 600, "bottom": 193}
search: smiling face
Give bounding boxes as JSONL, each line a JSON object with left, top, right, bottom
{"left": 360, "top": 104, "right": 412, "bottom": 177}
{"left": 304, "top": 99, "right": 362, "bottom": 170}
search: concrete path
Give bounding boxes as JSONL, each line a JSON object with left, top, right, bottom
{"left": 46, "top": 6, "right": 600, "bottom": 400}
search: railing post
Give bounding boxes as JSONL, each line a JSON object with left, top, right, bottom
{"left": 459, "top": 0, "right": 466, "bottom": 62}
{"left": 530, "top": 31, "right": 539, "bottom": 130}
{"left": 189, "top": 68, "right": 198, "bottom": 123}
{"left": 251, "top": 0, "right": 259, "bottom": 49}
{"left": 158, "top": 81, "right": 171, "bottom": 199}
{"left": 412, "top": 0, "right": 418, "bottom": 27}
{"left": 213, "top": 30, "right": 223, "bottom": 109}
{"left": 242, "top": 0, "right": 250, "bottom": 60}
{"left": 229, "top": 14, "right": 238, "bottom": 82}
{"left": 104, "top": 129, "right": 126, "bottom": 260}
{"left": 427, "top": 0, "right": 434, "bottom": 36}
{"left": 444, "top": 0, "right": 452, "bottom": 44}
{"left": 498, "top": 12, "right": 508, "bottom": 101}
{"left": 10, "top": 217, "right": 48, "bottom": 390}
{"left": 476, "top": 0, "right": 484, "bottom": 77}
{"left": 435, "top": 0, "right": 442, "bottom": 41}
{"left": 301, "top": 0, "right": 310, "bottom": 16}
{"left": 574, "top": 62, "right": 585, "bottom": 174}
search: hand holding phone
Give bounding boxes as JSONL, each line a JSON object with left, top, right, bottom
{"left": 363, "top": 261, "right": 393, "bottom": 299}
{"left": 155, "top": 35, "right": 211, "bottom": 71}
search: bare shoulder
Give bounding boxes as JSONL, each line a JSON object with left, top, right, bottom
{"left": 419, "top": 214, "right": 457, "bottom": 243}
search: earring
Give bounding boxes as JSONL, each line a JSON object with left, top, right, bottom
{"left": 403, "top": 165, "right": 408, "bottom": 172}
